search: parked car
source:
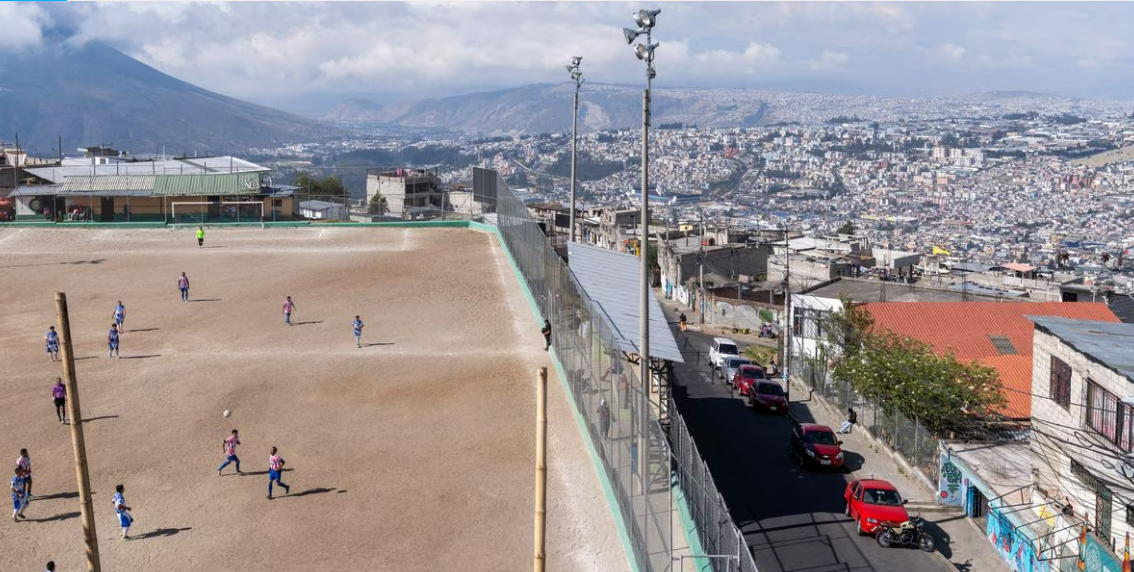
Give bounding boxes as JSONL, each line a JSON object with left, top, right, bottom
{"left": 748, "top": 380, "right": 788, "bottom": 414}
{"left": 844, "top": 479, "right": 910, "bottom": 536}
{"left": 790, "top": 423, "right": 844, "bottom": 469}
{"left": 732, "top": 364, "right": 767, "bottom": 395}
{"left": 720, "top": 356, "right": 752, "bottom": 383}
{"left": 708, "top": 337, "right": 740, "bottom": 371}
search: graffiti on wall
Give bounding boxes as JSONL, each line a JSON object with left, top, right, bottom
{"left": 986, "top": 506, "right": 1048, "bottom": 572}
{"left": 939, "top": 452, "right": 964, "bottom": 507}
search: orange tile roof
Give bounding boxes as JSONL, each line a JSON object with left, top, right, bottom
{"left": 862, "top": 302, "right": 1120, "bottom": 419}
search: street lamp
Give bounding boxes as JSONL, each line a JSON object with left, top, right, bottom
{"left": 624, "top": 7, "right": 659, "bottom": 497}
{"left": 566, "top": 56, "right": 584, "bottom": 243}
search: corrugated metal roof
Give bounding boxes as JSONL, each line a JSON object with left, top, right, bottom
{"left": 567, "top": 242, "right": 684, "bottom": 363}
{"left": 1029, "top": 316, "right": 1134, "bottom": 382}
{"left": 23, "top": 156, "right": 268, "bottom": 184}
{"left": 63, "top": 175, "right": 155, "bottom": 193}
{"left": 152, "top": 172, "right": 262, "bottom": 196}
{"left": 11, "top": 184, "right": 62, "bottom": 197}
{"left": 865, "top": 301, "right": 1122, "bottom": 418}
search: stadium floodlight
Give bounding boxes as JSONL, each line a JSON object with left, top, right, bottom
{"left": 633, "top": 8, "right": 660, "bottom": 29}
{"left": 566, "top": 56, "right": 585, "bottom": 243}
{"left": 623, "top": 27, "right": 645, "bottom": 45}
{"left": 635, "top": 42, "right": 659, "bottom": 61}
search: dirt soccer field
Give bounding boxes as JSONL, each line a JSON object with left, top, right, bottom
{"left": 0, "top": 226, "right": 629, "bottom": 572}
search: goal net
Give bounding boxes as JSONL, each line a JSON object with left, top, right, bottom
{"left": 171, "top": 201, "right": 265, "bottom": 227}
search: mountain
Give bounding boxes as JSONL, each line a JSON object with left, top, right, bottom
{"left": 324, "top": 83, "right": 771, "bottom": 135}
{"left": 0, "top": 42, "right": 340, "bottom": 154}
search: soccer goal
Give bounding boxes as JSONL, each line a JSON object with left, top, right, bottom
{"left": 170, "top": 201, "right": 265, "bottom": 227}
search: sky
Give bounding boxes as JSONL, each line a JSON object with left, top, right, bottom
{"left": 2, "top": 1, "right": 1134, "bottom": 108}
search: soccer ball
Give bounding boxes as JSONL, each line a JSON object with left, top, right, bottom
{"left": 223, "top": 410, "right": 231, "bottom": 418}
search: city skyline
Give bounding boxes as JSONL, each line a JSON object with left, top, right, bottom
{"left": 3, "top": 1, "right": 1134, "bottom": 109}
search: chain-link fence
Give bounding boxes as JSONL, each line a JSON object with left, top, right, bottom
{"left": 669, "top": 398, "right": 762, "bottom": 572}
{"left": 490, "top": 170, "right": 676, "bottom": 572}
{"left": 798, "top": 359, "right": 940, "bottom": 484}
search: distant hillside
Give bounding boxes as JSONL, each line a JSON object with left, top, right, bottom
{"left": 0, "top": 42, "right": 340, "bottom": 154}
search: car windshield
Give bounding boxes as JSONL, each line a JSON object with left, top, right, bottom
{"left": 727, "top": 358, "right": 750, "bottom": 369}
{"left": 742, "top": 368, "right": 766, "bottom": 379}
{"left": 757, "top": 383, "right": 784, "bottom": 396}
{"left": 863, "top": 488, "right": 903, "bottom": 506}
{"left": 719, "top": 344, "right": 738, "bottom": 355}
{"left": 804, "top": 430, "right": 837, "bottom": 445}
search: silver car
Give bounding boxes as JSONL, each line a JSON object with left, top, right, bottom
{"left": 721, "top": 356, "right": 753, "bottom": 383}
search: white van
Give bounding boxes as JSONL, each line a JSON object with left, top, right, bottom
{"left": 709, "top": 337, "right": 740, "bottom": 370}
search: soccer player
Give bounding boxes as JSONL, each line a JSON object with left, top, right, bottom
{"left": 352, "top": 316, "right": 364, "bottom": 348}
{"left": 196, "top": 226, "right": 205, "bottom": 247}
{"left": 267, "top": 446, "right": 290, "bottom": 499}
{"left": 16, "top": 449, "right": 32, "bottom": 501}
{"left": 10, "top": 468, "right": 27, "bottom": 521}
{"left": 112, "top": 484, "right": 134, "bottom": 539}
{"left": 178, "top": 272, "right": 190, "bottom": 302}
{"left": 282, "top": 296, "right": 296, "bottom": 326}
{"left": 108, "top": 323, "right": 120, "bottom": 358}
{"left": 52, "top": 378, "right": 67, "bottom": 424}
{"left": 45, "top": 326, "right": 60, "bottom": 362}
{"left": 217, "top": 429, "right": 242, "bottom": 476}
{"left": 113, "top": 301, "right": 126, "bottom": 332}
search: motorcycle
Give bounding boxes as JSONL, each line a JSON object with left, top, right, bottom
{"left": 875, "top": 515, "right": 935, "bottom": 552}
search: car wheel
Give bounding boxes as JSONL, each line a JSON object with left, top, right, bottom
{"left": 844, "top": 503, "right": 850, "bottom": 517}
{"left": 856, "top": 517, "right": 867, "bottom": 536}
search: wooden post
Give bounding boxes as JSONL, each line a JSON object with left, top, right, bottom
{"left": 533, "top": 367, "right": 548, "bottom": 572}
{"left": 56, "top": 292, "right": 101, "bottom": 572}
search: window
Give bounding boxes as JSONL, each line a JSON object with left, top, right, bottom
{"left": 272, "top": 199, "right": 282, "bottom": 207}
{"left": 1126, "top": 504, "right": 1134, "bottom": 527}
{"left": 1086, "top": 380, "right": 1134, "bottom": 453}
{"left": 1050, "top": 356, "right": 1072, "bottom": 409}
{"left": 1097, "top": 486, "right": 1113, "bottom": 540}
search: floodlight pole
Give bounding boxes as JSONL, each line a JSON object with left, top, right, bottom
{"left": 634, "top": 11, "right": 658, "bottom": 498}
{"left": 55, "top": 292, "right": 102, "bottom": 572}
{"left": 568, "top": 57, "right": 583, "bottom": 243}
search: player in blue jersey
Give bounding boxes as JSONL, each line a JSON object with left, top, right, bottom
{"left": 113, "top": 301, "right": 126, "bottom": 332}
{"left": 108, "top": 324, "right": 120, "bottom": 359}
{"left": 45, "top": 326, "right": 60, "bottom": 362}
{"left": 112, "top": 484, "right": 134, "bottom": 539}
{"left": 353, "top": 316, "right": 364, "bottom": 348}
{"left": 10, "top": 469, "right": 27, "bottom": 521}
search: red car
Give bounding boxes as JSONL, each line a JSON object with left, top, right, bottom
{"left": 844, "top": 479, "right": 910, "bottom": 535}
{"left": 748, "top": 380, "right": 788, "bottom": 414}
{"left": 790, "top": 424, "right": 844, "bottom": 469}
{"left": 732, "top": 365, "right": 767, "bottom": 396}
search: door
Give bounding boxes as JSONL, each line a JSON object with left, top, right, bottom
{"left": 1096, "top": 486, "right": 1112, "bottom": 540}
{"left": 100, "top": 197, "right": 115, "bottom": 222}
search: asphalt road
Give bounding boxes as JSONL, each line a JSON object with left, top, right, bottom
{"left": 670, "top": 326, "right": 951, "bottom": 572}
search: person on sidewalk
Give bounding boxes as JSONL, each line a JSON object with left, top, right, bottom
{"left": 540, "top": 319, "right": 551, "bottom": 351}
{"left": 679, "top": 312, "right": 688, "bottom": 332}
{"left": 598, "top": 398, "right": 612, "bottom": 439}
{"left": 837, "top": 407, "right": 857, "bottom": 434}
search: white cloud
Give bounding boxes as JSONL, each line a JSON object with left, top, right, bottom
{"left": 0, "top": 3, "right": 49, "bottom": 50}
{"left": 809, "top": 51, "right": 849, "bottom": 71}
{"left": 939, "top": 43, "right": 966, "bottom": 59}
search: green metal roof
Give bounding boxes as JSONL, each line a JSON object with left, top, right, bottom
{"left": 152, "top": 172, "right": 262, "bottom": 196}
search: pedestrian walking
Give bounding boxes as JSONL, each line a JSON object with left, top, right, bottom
{"left": 837, "top": 407, "right": 857, "bottom": 434}
{"left": 217, "top": 429, "right": 242, "bottom": 476}
{"left": 45, "top": 326, "right": 60, "bottom": 362}
{"left": 598, "top": 398, "right": 612, "bottom": 439}
{"left": 196, "top": 226, "right": 205, "bottom": 248}
{"left": 10, "top": 469, "right": 28, "bottom": 521}
{"left": 16, "top": 449, "right": 32, "bottom": 500}
{"left": 52, "top": 378, "right": 67, "bottom": 424}
{"left": 541, "top": 319, "right": 552, "bottom": 351}
{"left": 113, "top": 301, "right": 126, "bottom": 332}
{"left": 107, "top": 323, "right": 120, "bottom": 359}
{"left": 282, "top": 296, "right": 296, "bottom": 326}
{"left": 352, "top": 316, "right": 364, "bottom": 348}
{"left": 112, "top": 484, "right": 134, "bottom": 539}
{"left": 178, "top": 272, "right": 190, "bottom": 302}
{"left": 679, "top": 312, "right": 687, "bottom": 332}
{"left": 267, "top": 447, "right": 290, "bottom": 499}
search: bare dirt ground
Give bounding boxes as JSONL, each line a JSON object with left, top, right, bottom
{"left": 0, "top": 226, "right": 629, "bottom": 572}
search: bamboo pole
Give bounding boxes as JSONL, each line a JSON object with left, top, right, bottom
{"left": 56, "top": 292, "right": 101, "bottom": 572}
{"left": 533, "top": 367, "right": 548, "bottom": 572}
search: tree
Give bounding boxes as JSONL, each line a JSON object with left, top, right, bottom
{"left": 836, "top": 220, "right": 857, "bottom": 235}
{"left": 824, "top": 296, "right": 1008, "bottom": 436}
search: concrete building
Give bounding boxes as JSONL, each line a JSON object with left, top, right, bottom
{"left": 366, "top": 167, "right": 446, "bottom": 220}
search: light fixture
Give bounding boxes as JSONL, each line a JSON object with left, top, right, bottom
{"left": 635, "top": 42, "right": 659, "bottom": 61}
{"left": 633, "top": 8, "right": 660, "bottom": 29}
{"left": 623, "top": 27, "right": 645, "bottom": 45}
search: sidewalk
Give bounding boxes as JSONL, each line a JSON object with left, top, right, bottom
{"left": 786, "top": 375, "right": 1009, "bottom": 572}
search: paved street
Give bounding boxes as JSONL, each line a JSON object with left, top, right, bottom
{"left": 662, "top": 303, "right": 955, "bottom": 572}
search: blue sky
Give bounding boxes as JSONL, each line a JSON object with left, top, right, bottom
{"left": 3, "top": 1, "right": 1133, "bottom": 102}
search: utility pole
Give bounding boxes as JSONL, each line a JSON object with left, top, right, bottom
{"left": 55, "top": 292, "right": 102, "bottom": 572}
{"left": 567, "top": 57, "right": 583, "bottom": 243}
{"left": 532, "top": 367, "right": 548, "bottom": 572}
{"left": 699, "top": 209, "right": 705, "bottom": 324}
{"left": 783, "top": 232, "right": 792, "bottom": 403}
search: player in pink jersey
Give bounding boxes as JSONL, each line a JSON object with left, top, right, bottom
{"left": 52, "top": 378, "right": 67, "bottom": 424}
{"left": 282, "top": 296, "right": 296, "bottom": 326}
{"left": 267, "top": 446, "right": 290, "bottom": 499}
{"left": 217, "top": 429, "right": 242, "bottom": 475}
